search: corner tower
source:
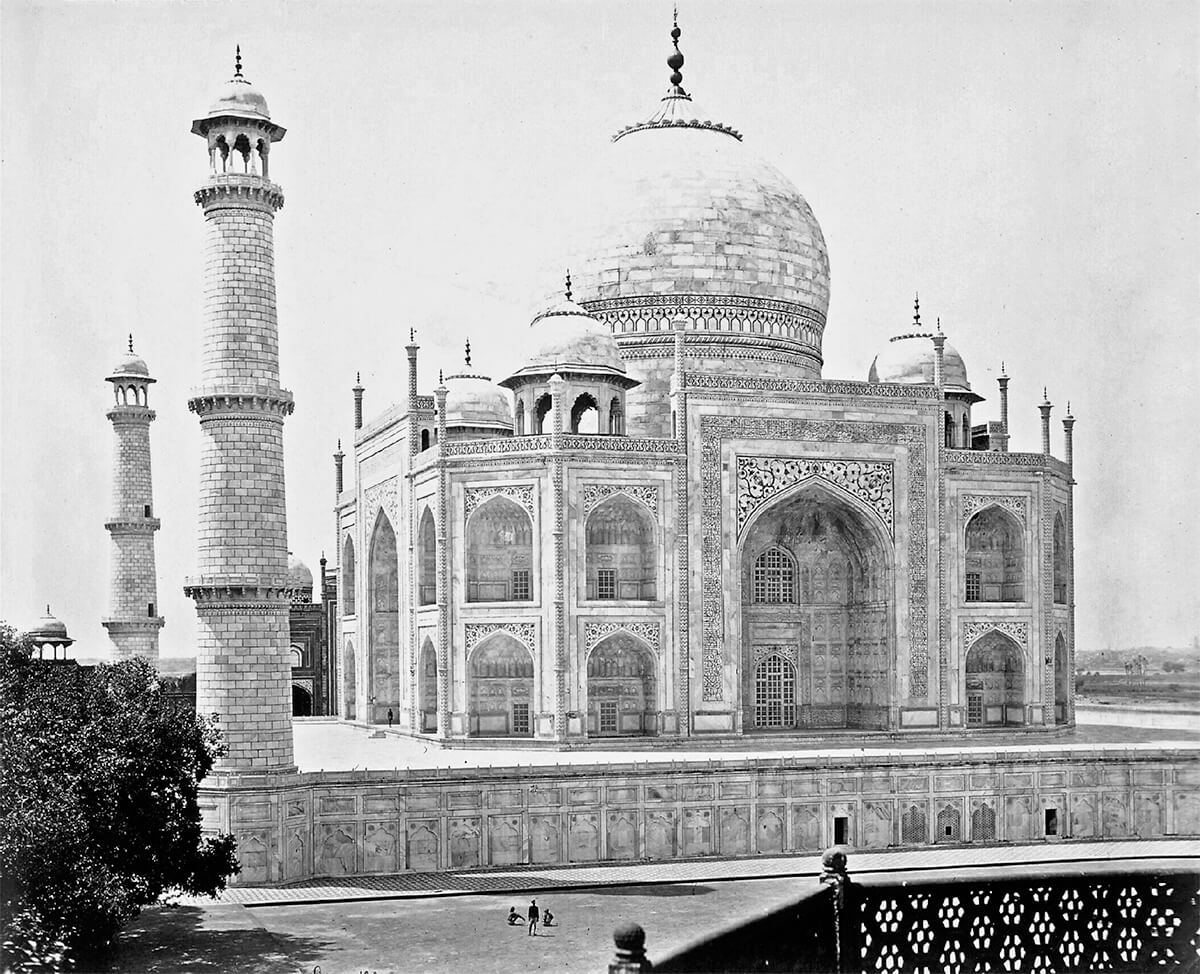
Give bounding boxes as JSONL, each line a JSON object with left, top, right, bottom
{"left": 103, "top": 337, "right": 164, "bottom": 659}
{"left": 184, "top": 49, "right": 294, "bottom": 771}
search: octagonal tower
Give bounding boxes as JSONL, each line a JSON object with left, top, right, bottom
{"left": 184, "top": 49, "right": 295, "bottom": 772}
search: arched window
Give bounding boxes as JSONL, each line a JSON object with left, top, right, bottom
{"left": 468, "top": 634, "right": 534, "bottom": 737}
{"left": 417, "top": 507, "right": 436, "bottom": 606}
{"left": 533, "top": 394, "right": 552, "bottom": 434}
{"left": 608, "top": 397, "right": 623, "bottom": 435}
{"left": 1054, "top": 632, "right": 1069, "bottom": 724}
{"left": 961, "top": 414, "right": 970, "bottom": 450}
{"left": 570, "top": 393, "right": 598, "bottom": 434}
{"left": 1053, "top": 513, "right": 1067, "bottom": 604}
{"left": 368, "top": 513, "right": 399, "bottom": 722}
{"left": 341, "top": 535, "right": 356, "bottom": 615}
{"left": 292, "top": 684, "right": 312, "bottom": 717}
{"left": 965, "top": 631, "right": 1024, "bottom": 726}
{"left": 418, "top": 638, "right": 437, "bottom": 733}
{"left": 585, "top": 494, "right": 657, "bottom": 600}
{"left": 752, "top": 547, "right": 795, "bottom": 604}
{"left": 342, "top": 639, "right": 356, "bottom": 720}
{"left": 945, "top": 412, "right": 955, "bottom": 448}
{"left": 420, "top": 429, "right": 430, "bottom": 451}
{"left": 289, "top": 645, "right": 304, "bottom": 668}
{"left": 466, "top": 497, "right": 533, "bottom": 603}
{"left": 965, "top": 506, "right": 1024, "bottom": 602}
{"left": 515, "top": 399, "right": 525, "bottom": 435}
{"left": 587, "top": 633, "right": 658, "bottom": 736}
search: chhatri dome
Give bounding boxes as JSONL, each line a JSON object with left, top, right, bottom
{"left": 442, "top": 341, "right": 514, "bottom": 434}
{"left": 205, "top": 46, "right": 271, "bottom": 121}
{"left": 868, "top": 298, "right": 980, "bottom": 401}
{"left": 572, "top": 16, "right": 829, "bottom": 380}
{"left": 108, "top": 334, "right": 150, "bottom": 379}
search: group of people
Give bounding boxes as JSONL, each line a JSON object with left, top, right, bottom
{"left": 507, "top": 899, "right": 554, "bottom": 935}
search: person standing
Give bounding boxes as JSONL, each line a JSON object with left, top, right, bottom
{"left": 387, "top": 708, "right": 394, "bottom": 728}
{"left": 527, "top": 898, "right": 540, "bottom": 936}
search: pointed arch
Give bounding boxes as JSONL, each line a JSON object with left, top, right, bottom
{"left": 466, "top": 495, "right": 533, "bottom": 603}
{"left": 342, "top": 638, "right": 357, "bottom": 720}
{"left": 1054, "top": 630, "right": 1069, "bottom": 725}
{"left": 341, "top": 534, "right": 356, "bottom": 615}
{"left": 417, "top": 506, "right": 436, "bottom": 606}
{"left": 467, "top": 632, "right": 534, "bottom": 737}
{"left": 965, "top": 505, "right": 1025, "bottom": 602}
{"left": 964, "top": 630, "right": 1025, "bottom": 726}
{"left": 1053, "top": 512, "right": 1068, "bottom": 604}
{"left": 367, "top": 510, "right": 400, "bottom": 722}
{"left": 533, "top": 394, "right": 552, "bottom": 434}
{"left": 586, "top": 631, "right": 658, "bottom": 737}
{"left": 570, "top": 393, "right": 598, "bottom": 434}
{"left": 585, "top": 494, "right": 657, "bottom": 601}
{"left": 418, "top": 636, "right": 437, "bottom": 733}
{"left": 292, "top": 684, "right": 313, "bottom": 717}
{"left": 515, "top": 399, "right": 526, "bottom": 435}
{"left": 751, "top": 546, "right": 796, "bottom": 604}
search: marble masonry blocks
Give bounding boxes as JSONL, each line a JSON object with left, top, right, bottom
{"left": 207, "top": 750, "right": 1200, "bottom": 884}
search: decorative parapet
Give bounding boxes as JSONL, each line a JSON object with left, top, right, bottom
{"left": 583, "top": 621, "right": 662, "bottom": 654}
{"left": 442, "top": 435, "right": 680, "bottom": 460}
{"left": 686, "top": 371, "right": 942, "bottom": 400}
{"left": 582, "top": 483, "right": 660, "bottom": 518}
{"left": 463, "top": 484, "right": 535, "bottom": 519}
{"left": 961, "top": 493, "right": 1028, "bottom": 524}
{"left": 946, "top": 449, "right": 1070, "bottom": 477}
{"left": 736, "top": 457, "right": 894, "bottom": 538}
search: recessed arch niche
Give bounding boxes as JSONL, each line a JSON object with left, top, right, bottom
{"left": 1054, "top": 631, "right": 1069, "bottom": 725}
{"left": 368, "top": 512, "right": 400, "bottom": 721}
{"left": 418, "top": 636, "right": 437, "bottom": 733}
{"left": 586, "top": 632, "right": 658, "bottom": 737}
{"left": 341, "top": 534, "right": 356, "bottom": 615}
{"left": 342, "top": 639, "right": 356, "bottom": 720}
{"left": 466, "top": 496, "right": 533, "bottom": 603}
{"left": 585, "top": 493, "right": 657, "bottom": 601}
{"left": 964, "top": 506, "right": 1025, "bottom": 602}
{"left": 467, "top": 633, "right": 534, "bottom": 737}
{"left": 964, "top": 630, "right": 1025, "bottom": 726}
{"left": 1053, "top": 513, "right": 1068, "bottom": 604}
{"left": 739, "top": 482, "right": 893, "bottom": 732}
{"left": 417, "top": 507, "right": 436, "bottom": 606}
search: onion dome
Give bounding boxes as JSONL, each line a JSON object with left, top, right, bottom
{"left": 191, "top": 47, "right": 285, "bottom": 139}
{"left": 285, "top": 554, "right": 314, "bottom": 602}
{"left": 27, "top": 606, "right": 69, "bottom": 641}
{"left": 108, "top": 334, "right": 152, "bottom": 380}
{"left": 443, "top": 340, "right": 514, "bottom": 431}
{"left": 569, "top": 16, "right": 829, "bottom": 378}
{"left": 502, "top": 277, "right": 638, "bottom": 389}
{"left": 868, "top": 301, "right": 982, "bottom": 402}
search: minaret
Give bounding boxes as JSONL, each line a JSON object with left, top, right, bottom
{"left": 103, "top": 336, "right": 164, "bottom": 659}
{"left": 184, "top": 50, "right": 294, "bottom": 772}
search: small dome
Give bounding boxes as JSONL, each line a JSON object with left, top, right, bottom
{"left": 869, "top": 333, "right": 974, "bottom": 395}
{"left": 286, "top": 555, "right": 313, "bottom": 591}
{"left": 109, "top": 352, "right": 149, "bottom": 378}
{"left": 443, "top": 372, "right": 513, "bottom": 430}
{"left": 207, "top": 77, "right": 271, "bottom": 122}
{"left": 503, "top": 299, "right": 634, "bottom": 389}
{"left": 27, "top": 607, "right": 69, "bottom": 641}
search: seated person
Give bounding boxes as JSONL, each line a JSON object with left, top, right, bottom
{"left": 542, "top": 908, "right": 555, "bottom": 927}
{"left": 507, "top": 907, "right": 523, "bottom": 926}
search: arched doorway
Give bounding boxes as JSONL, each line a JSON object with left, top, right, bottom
{"left": 418, "top": 638, "right": 437, "bottom": 733}
{"left": 586, "top": 633, "right": 658, "bottom": 737}
{"left": 368, "top": 512, "right": 400, "bottom": 722}
{"left": 292, "top": 684, "right": 313, "bottom": 717}
{"left": 585, "top": 494, "right": 657, "bottom": 601}
{"left": 467, "top": 633, "right": 534, "bottom": 737}
{"left": 740, "top": 484, "right": 892, "bottom": 731}
{"left": 965, "top": 631, "right": 1025, "bottom": 726}
{"left": 417, "top": 507, "right": 436, "bottom": 605}
{"left": 466, "top": 496, "right": 533, "bottom": 603}
{"left": 343, "top": 639, "right": 356, "bottom": 720}
{"left": 1054, "top": 632, "right": 1068, "bottom": 724}
{"left": 965, "top": 507, "right": 1025, "bottom": 602}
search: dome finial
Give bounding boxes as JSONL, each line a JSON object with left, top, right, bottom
{"left": 465, "top": 338, "right": 472, "bottom": 368}
{"left": 565, "top": 269, "right": 573, "bottom": 302}
{"left": 128, "top": 333, "right": 134, "bottom": 354}
{"left": 936, "top": 316, "right": 943, "bottom": 335}
{"left": 913, "top": 293, "right": 921, "bottom": 327}
{"left": 439, "top": 369, "right": 444, "bottom": 385}
{"left": 667, "top": 9, "right": 686, "bottom": 95}
{"left": 234, "top": 44, "right": 243, "bottom": 79}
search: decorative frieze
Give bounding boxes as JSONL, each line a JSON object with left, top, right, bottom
{"left": 464, "top": 622, "right": 536, "bottom": 655}
{"left": 292, "top": 678, "right": 313, "bottom": 694}
{"left": 753, "top": 643, "right": 797, "bottom": 664}
{"left": 583, "top": 622, "right": 662, "bottom": 655}
{"left": 961, "top": 620, "right": 1029, "bottom": 649}
{"left": 582, "top": 483, "right": 660, "bottom": 518}
{"left": 686, "top": 371, "right": 942, "bottom": 401}
{"left": 463, "top": 484, "right": 535, "bottom": 519}
{"left": 961, "top": 493, "right": 1027, "bottom": 523}
{"left": 736, "top": 457, "right": 894, "bottom": 538}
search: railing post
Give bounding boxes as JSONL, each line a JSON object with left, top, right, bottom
{"left": 820, "top": 847, "right": 855, "bottom": 972}
{"left": 609, "top": 922, "right": 651, "bottom": 973}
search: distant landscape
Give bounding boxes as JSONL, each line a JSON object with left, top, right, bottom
{"left": 1076, "top": 644, "right": 1200, "bottom": 712}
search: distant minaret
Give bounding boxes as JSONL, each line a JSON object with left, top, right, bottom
{"left": 184, "top": 49, "right": 294, "bottom": 771}
{"left": 103, "top": 336, "right": 164, "bottom": 659}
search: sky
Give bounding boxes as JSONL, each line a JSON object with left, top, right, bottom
{"left": 2, "top": 0, "right": 1197, "bottom": 658}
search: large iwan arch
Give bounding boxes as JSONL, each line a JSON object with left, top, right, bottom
{"left": 367, "top": 511, "right": 400, "bottom": 722}
{"left": 739, "top": 480, "right": 893, "bottom": 732}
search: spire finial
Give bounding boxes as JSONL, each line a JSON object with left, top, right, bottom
{"left": 410, "top": 327, "right": 415, "bottom": 343}
{"left": 356, "top": 371, "right": 361, "bottom": 384}
{"left": 936, "top": 316, "right": 943, "bottom": 335}
{"left": 913, "top": 292, "right": 921, "bottom": 327}
{"left": 234, "top": 44, "right": 243, "bottom": 79}
{"left": 128, "top": 333, "right": 134, "bottom": 354}
{"left": 439, "top": 369, "right": 444, "bottom": 385}
{"left": 667, "top": 10, "right": 686, "bottom": 94}
{"left": 1001, "top": 360, "right": 1007, "bottom": 376}
{"left": 465, "top": 338, "right": 472, "bottom": 368}
{"left": 1043, "top": 386, "right": 1049, "bottom": 401}
{"left": 565, "top": 269, "right": 572, "bottom": 302}
{"left": 1067, "top": 400, "right": 1072, "bottom": 413}
{"left": 46, "top": 604, "right": 50, "bottom": 615}
{"left": 337, "top": 437, "right": 341, "bottom": 450}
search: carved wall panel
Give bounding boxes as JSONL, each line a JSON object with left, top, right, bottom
{"left": 1103, "top": 794, "right": 1130, "bottom": 837}
{"left": 584, "top": 621, "right": 661, "bottom": 655}
{"left": 568, "top": 812, "right": 601, "bottom": 862}
{"left": 530, "top": 815, "right": 561, "bottom": 864}
{"left": 683, "top": 808, "right": 714, "bottom": 856}
{"left": 1070, "top": 794, "right": 1097, "bottom": 839}
{"left": 363, "top": 822, "right": 398, "bottom": 873}
{"left": 238, "top": 832, "right": 271, "bottom": 885}
{"left": 448, "top": 818, "right": 481, "bottom": 869}
{"left": 961, "top": 493, "right": 1027, "bottom": 523}
{"left": 607, "top": 811, "right": 639, "bottom": 860}
{"left": 406, "top": 821, "right": 439, "bottom": 872}
{"left": 464, "top": 622, "right": 536, "bottom": 655}
{"left": 793, "top": 803, "right": 823, "bottom": 850}
{"left": 736, "top": 456, "right": 894, "bottom": 538}
{"left": 316, "top": 824, "right": 356, "bottom": 877}
{"left": 582, "top": 482, "right": 660, "bottom": 518}
{"left": 646, "top": 811, "right": 678, "bottom": 859}
{"left": 489, "top": 816, "right": 523, "bottom": 866}
{"left": 720, "top": 807, "right": 751, "bottom": 855}
{"left": 864, "top": 801, "right": 893, "bottom": 849}
{"left": 463, "top": 484, "right": 535, "bottom": 519}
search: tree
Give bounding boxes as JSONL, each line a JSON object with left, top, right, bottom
{"left": 0, "top": 625, "right": 238, "bottom": 968}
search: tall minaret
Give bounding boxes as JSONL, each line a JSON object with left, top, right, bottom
{"left": 103, "top": 336, "right": 164, "bottom": 659}
{"left": 184, "top": 49, "right": 294, "bottom": 772}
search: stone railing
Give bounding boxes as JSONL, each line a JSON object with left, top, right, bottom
{"left": 610, "top": 850, "right": 1200, "bottom": 973}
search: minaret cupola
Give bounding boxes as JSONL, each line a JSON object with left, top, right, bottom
{"left": 191, "top": 46, "right": 286, "bottom": 178}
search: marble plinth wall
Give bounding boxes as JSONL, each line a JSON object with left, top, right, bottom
{"left": 198, "top": 749, "right": 1200, "bottom": 885}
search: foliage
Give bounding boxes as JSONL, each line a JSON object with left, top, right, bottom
{"left": 1163, "top": 661, "right": 1187, "bottom": 674}
{"left": 0, "top": 625, "right": 238, "bottom": 968}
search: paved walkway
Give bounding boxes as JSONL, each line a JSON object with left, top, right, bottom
{"left": 179, "top": 838, "right": 1200, "bottom": 906}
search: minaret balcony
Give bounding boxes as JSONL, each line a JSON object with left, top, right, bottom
{"left": 104, "top": 516, "right": 161, "bottom": 533}
{"left": 194, "top": 173, "right": 284, "bottom": 211}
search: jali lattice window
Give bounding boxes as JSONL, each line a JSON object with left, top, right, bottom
{"left": 596, "top": 569, "right": 617, "bottom": 600}
{"left": 965, "top": 571, "right": 981, "bottom": 602}
{"left": 754, "top": 653, "right": 796, "bottom": 727}
{"left": 511, "top": 569, "right": 531, "bottom": 601}
{"left": 753, "top": 547, "right": 795, "bottom": 604}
